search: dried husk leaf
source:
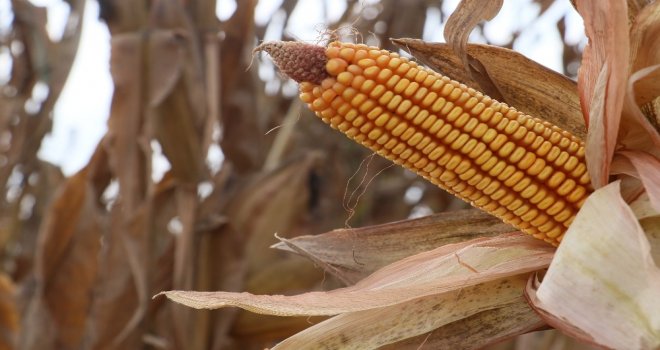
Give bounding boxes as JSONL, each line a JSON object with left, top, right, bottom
{"left": 157, "top": 233, "right": 553, "bottom": 316}
{"left": 530, "top": 181, "right": 660, "bottom": 349}
{"left": 381, "top": 297, "right": 543, "bottom": 350}
{"left": 392, "top": 38, "right": 586, "bottom": 140}
{"left": 576, "top": 0, "right": 630, "bottom": 188}
{"left": 443, "top": 0, "right": 503, "bottom": 77}
{"left": 273, "top": 275, "right": 531, "bottom": 350}
{"left": 272, "top": 209, "right": 514, "bottom": 282}
{"left": 244, "top": 256, "right": 326, "bottom": 296}
{"left": 630, "top": 1, "right": 660, "bottom": 107}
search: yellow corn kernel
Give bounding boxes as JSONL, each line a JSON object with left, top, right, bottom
{"left": 271, "top": 41, "right": 594, "bottom": 246}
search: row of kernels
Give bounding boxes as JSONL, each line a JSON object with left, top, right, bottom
{"left": 331, "top": 89, "right": 576, "bottom": 232}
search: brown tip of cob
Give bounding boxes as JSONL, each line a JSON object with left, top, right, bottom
{"left": 254, "top": 41, "right": 328, "bottom": 84}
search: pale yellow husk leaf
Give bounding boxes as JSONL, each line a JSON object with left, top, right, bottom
{"left": 272, "top": 275, "right": 534, "bottom": 350}
{"left": 533, "top": 181, "right": 660, "bottom": 349}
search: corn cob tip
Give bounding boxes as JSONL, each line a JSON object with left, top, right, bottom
{"left": 254, "top": 41, "right": 328, "bottom": 84}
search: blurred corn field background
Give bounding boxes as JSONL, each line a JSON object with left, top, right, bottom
{"left": 0, "top": 0, "right": 590, "bottom": 349}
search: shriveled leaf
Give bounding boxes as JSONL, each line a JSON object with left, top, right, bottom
{"left": 585, "top": 63, "right": 611, "bottom": 189}
{"left": 21, "top": 169, "right": 102, "bottom": 349}
{"left": 150, "top": 30, "right": 207, "bottom": 184}
{"left": 82, "top": 201, "right": 154, "bottom": 349}
{"left": 381, "top": 296, "right": 543, "bottom": 350}
{"left": 443, "top": 0, "right": 503, "bottom": 76}
{"left": 106, "top": 34, "right": 148, "bottom": 213}
{"left": 530, "top": 181, "right": 660, "bottom": 349}
{"left": 230, "top": 153, "right": 321, "bottom": 276}
{"left": 273, "top": 275, "right": 530, "bottom": 350}
{"left": 157, "top": 233, "right": 553, "bottom": 315}
{"left": 392, "top": 39, "right": 585, "bottom": 140}
{"left": 272, "top": 209, "right": 514, "bottom": 281}
{"left": 630, "top": 1, "right": 660, "bottom": 107}
{"left": 576, "top": 0, "right": 630, "bottom": 188}
{"left": 244, "top": 256, "right": 326, "bottom": 295}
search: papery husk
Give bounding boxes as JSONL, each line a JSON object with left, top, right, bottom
{"left": 157, "top": 233, "right": 553, "bottom": 316}
{"left": 442, "top": 0, "right": 503, "bottom": 92}
{"left": 629, "top": 1, "right": 660, "bottom": 108}
{"left": 273, "top": 275, "right": 534, "bottom": 350}
{"left": 272, "top": 209, "right": 514, "bottom": 283}
{"left": 577, "top": 0, "right": 631, "bottom": 188}
{"left": 528, "top": 181, "right": 660, "bottom": 349}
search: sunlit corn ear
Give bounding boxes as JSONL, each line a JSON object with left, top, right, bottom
{"left": 260, "top": 41, "right": 593, "bottom": 246}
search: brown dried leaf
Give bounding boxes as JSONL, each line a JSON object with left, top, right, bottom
{"left": 585, "top": 63, "right": 611, "bottom": 189}
{"left": 272, "top": 209, "right": 514, "bottom": 281}
{"left": 81, "top": 202, "right": 153, "bottom": 349}
{"left": 619, "top": 1, "right": 660, "bottom": 154}
{"left": 443, "top": 0, "right": 503, "bottom": 73}
{"left": 576, "top": 0, "right": 630, "bottom": 188}
{"left": 392, "top": 38, "right": 586, "bottom": 140}
{"left": 21, "top": 169, "right": 102, "bottom": 349}
{"left": 272, "top": 275, "right": 530, "bottom": 349}
{"left": 244, "top": 256, "right": 325, "bottom": 295}
{"left": 150, "top": 31, "right": 206, "bottom": 184}
{"left": 107, "top": 34, "right": 147, "bottom": 213}
{"left": 219, "top": 1, "right": 262, "bottom": 173}
{"left": 230, "top": 153, "right": 321, "bottom": 276}
{"left": 157, "top": 233, "right": 553, "bottom": 315}
{"left": 630, "top": 1, "right": 660, "bottom": 107}
{"left": 0, "top": 273, "right": 18, "bottom": 350}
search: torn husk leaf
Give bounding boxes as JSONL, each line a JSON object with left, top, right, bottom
{"left": 272, "top": 275, "right": 534, "bottom": 350}
{"left": 272, "top": 208, "right": 514, "bottom": 281}
{"left": 529, "top": 181, "right": 660, "bottom": 349}
{"left": 156, "top": 233, "right": 553, "bottom": 316}
{"left": 442, "top": 0, "right": 503, "bottom": 79}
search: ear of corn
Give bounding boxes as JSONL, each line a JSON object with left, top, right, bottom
{"left": 260, "top": 41, "right": 592, "bottom": 246}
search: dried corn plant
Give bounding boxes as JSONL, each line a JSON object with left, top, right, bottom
{"left": 0, "top": 1, "right": 658, "bottom": 350}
